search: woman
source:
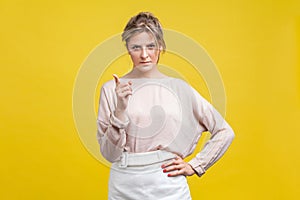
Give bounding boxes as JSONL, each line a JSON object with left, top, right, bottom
{"left": 97, "top": 12, "right": 235, "bottom": 200}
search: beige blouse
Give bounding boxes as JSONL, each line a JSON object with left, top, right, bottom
{"left": 97, "top": 77, "right": 234, "bottom": 177}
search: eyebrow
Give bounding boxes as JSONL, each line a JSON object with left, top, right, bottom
{"left": 129, "top": 42, "right": 156, "bottom": 47}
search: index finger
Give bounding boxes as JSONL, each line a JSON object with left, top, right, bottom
{"left": 161, "top": 156, "right": 182, "bottom": 168}
{"left": 112, "top": 74, "right": 120, "bottom": 86}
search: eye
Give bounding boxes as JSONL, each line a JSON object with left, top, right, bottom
{"left": 147, "top": 44, "right": 156, "bottom": 50}
{"left": 131, "top": 45, "right": 141, "bottom": 51}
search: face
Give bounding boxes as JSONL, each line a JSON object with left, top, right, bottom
{"left": 127, "top": 31, "right": 161, "bottom": 73}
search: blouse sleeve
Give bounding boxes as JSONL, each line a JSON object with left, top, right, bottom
{"left": 187, "top": 87, "right": 235, "bottom": 177}
{"left": 96, "top": 86, "right": 129, "bottom": 163}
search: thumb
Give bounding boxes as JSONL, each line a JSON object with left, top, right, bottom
{"left": 112, "top": 74, "right": 120, "bottom": 86}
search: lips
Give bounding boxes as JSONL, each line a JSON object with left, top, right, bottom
{"left": 140, "top": 61, "right": 151, "bottom": 64}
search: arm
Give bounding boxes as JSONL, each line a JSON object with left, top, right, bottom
{"left": 97, "top": 75, "right": 132, "bottom": 162}
{"left": 188, "top": 88, "right": 235, "bottom": 177}
{"left": 96, "top": 86, "right": 130, "bottom": 162}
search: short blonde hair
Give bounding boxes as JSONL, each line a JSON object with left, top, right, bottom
{"left": 122, "top": 12, "right": 166, "bottom": 52}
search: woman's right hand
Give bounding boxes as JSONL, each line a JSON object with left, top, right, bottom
{"left": 113, "top": 74, "right": 132, "bottom": 121}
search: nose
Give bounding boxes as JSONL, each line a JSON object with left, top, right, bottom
{"left": 140, "top": 47, "right": 149, "bottom": 59}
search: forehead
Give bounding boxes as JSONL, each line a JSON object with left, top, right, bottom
{"left": 127, "top": 31, "right": 156, "bottom": 45}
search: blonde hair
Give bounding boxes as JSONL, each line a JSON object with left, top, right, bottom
{"left": 122, "top": 12, "right": 166, "bottom": 52}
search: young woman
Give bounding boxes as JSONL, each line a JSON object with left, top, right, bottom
{"left": 97, "top": 12, "right": 235, "bottom": 200}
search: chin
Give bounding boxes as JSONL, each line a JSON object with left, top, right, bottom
{"left": 136, "top": 63, "right": 155, "bottom": 72}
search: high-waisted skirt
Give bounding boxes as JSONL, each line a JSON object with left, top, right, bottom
{"left": 108, "top": 150, "right": 191, "bottom": 200}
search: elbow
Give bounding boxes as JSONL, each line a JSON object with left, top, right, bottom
{"left": 100, "top": 147, "right": 112, "bottom": 163}
{"left": 226, "top": 127, "right": 235, "bottom": 144}
{"left": 100, "top": 143, "right": 122, "bottom": 163}
{"left": 101, "top": 152, "right": 118, "bottom": 163}
{"left": 97, "top": 132, "right": 123, "bottom": 163}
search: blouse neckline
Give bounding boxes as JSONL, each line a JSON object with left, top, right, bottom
{"left": 120, "top": 77, "right": 174, "bottom": 80}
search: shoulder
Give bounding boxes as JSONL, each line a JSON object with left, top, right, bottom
{"left": 99, "top": 80, "right": 116, "bottom": 100}
{"left": 99, "top": 80, "right": 116, "bottom": 104}
{"left": 170, "top": 78, "right": 208, "bottom": 101}
{"left": 168, "top": 77, "right": 196, "bottom": 93}
{"left": 101, "top": 79, "right": 115, "bottom": 91}
{"left": 168, "top": 77, "right": 191, "bottom": 88}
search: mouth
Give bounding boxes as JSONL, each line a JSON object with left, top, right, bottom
{"left": 140, "top": 61, "right": 152, "bottom": 65}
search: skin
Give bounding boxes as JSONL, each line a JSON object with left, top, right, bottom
{"left": 113, "top": 31, "right": 196, "bottom": 177}
{"left": 124, "top": 31, "right": 166, "bottom": 78}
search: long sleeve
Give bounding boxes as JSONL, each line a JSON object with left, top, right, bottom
{"left": 96, "top": 85, "right": 129, "bottom": 163}
{"left": 188, "top": 87, "right": 235, "bottom": 177}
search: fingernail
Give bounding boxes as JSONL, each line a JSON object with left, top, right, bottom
{"left": 167, "top": 174, "right": 171, "bottom": 177}
{"left": 163, "top": 169, "right": 167, "bottom": 173}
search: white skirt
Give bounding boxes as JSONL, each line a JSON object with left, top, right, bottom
{"left": 108, "top": 150, "right": 191, "bottom": 200}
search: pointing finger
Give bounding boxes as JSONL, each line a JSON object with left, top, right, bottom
{"left": 112, "top": 74, "right": 120, "bottom": 86}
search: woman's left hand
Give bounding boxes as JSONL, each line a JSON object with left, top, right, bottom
{"left": 161, "top": 156, "right": 196, "bottom": 177}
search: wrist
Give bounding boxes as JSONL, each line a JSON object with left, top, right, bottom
{"left": 115, "top": 108, "right": 125, "bottom": 114}
{"left": 114, "top": 109, "right": 127, "bottom": 122}
{"left": 188, "top": 164, "right": 197, "bottom": 176}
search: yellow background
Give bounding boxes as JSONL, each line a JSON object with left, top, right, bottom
{"left": 1, "top": 0, "right": 299, "bottom": 199}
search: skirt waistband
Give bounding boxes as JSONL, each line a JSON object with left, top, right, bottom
{"left": 118, "top": 150, "right": 176, "bottom": 168}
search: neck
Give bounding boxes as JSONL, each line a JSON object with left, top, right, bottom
{"left": 125, "top": 65, "right": 167, "bottom": 78}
